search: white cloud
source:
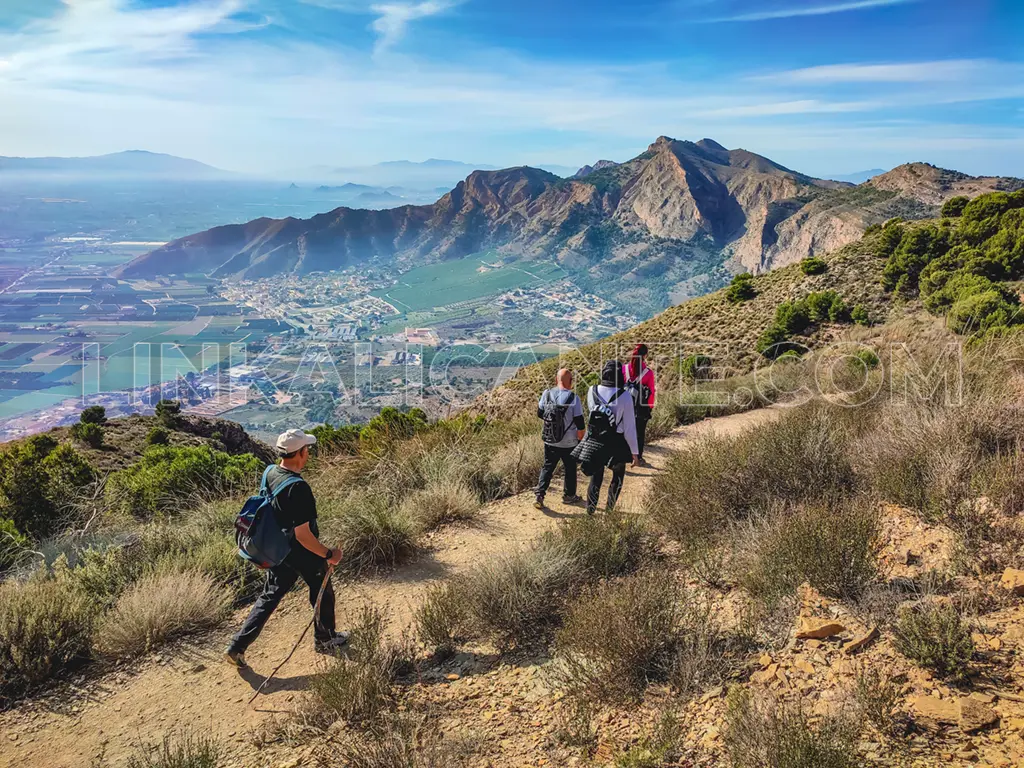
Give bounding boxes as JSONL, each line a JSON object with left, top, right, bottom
{"left": 757, "top": 59, "right": 1010, "bottom": 84}
{"left": 370, "top": 1, "right": 456, "bottom": 52}
{"left": 0, "top": 0, "right": 1021, "bottom": 176}
{"left": 706, "top": 0, "right": 915, "bottom": 23}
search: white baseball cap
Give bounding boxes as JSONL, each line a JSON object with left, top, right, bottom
{"left": 276, "top": 428, "right": 317, "bottom": 455}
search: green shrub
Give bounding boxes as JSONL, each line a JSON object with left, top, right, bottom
{"left": 757, "top": 292, "right": 849, "bottom": 358}
{"left": 70, "top": 420, "right": 104, "bottom": 447}
{"left": 105, "top": 445, "right": 262, "bottom": 518}
{"left": 0, "top": 517, "right": 28, "bottom": 571}
{"left": 125, "top": 731, "right": 221, "bottom": 768}
{"left": 941, "top": 196, "right": 969, "bottom": 218}
{"left": 893, "top": 601, "right": 974, "bottom": 681}
{"left": 80, "top": 405, "right": 107, "bottom": 425}
{"left": 0, "top": 436, "right": 94, "bottom": 539}
{"left": 850, "top": 304, "right": 871, "bottom": 326}
{"left": 94, "top": 570, "right": 230, "bottom": 658}
{"left": 800, "top": 257, "right": 827, "bottom": 275}
{"left": 310, "top": 423, "right": 362, "bottom": 457}
{"left": 678, "top": 354, "right": 712, "bottom": 382}
{"left": 360, "top": 407, "right": 428, "bottom": 451}
{"left": 555, "top": 571, "right": 679, "bottom": 703}
{"left": 737, "top": 501, "right": 879, "bottom": 607}
{"left": 724, "top": 687, "right": 857, "bottom": 768}
{"left": 726, "top": 273, "right": 756, "bottom": 303}
{"left": 855, "top": 348, "right": 880, "bottom": 369}
{"left": 155, "top": 399, "right": 182, "bottom": 427}
{"left": 146, "top": 426, "right": 170, "bottom": 446}
{"left": 0, "top": 578, "right": 96, "bottom": 699}
{"left": 308, "top": 606, "right": 407, "bottom": 726}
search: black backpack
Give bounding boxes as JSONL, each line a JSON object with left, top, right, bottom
{"left": 540, "top": 389, "right": 574, "bottom": 443}
{"left": 626, "top": 367, "right": 652, "bottom": 410}
{"left": 588, "top": 386, "right": 624, "bottom": 439}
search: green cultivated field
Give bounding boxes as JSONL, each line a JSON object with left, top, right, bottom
{"left": 372, "top": 256, "right": 565, "bottom": 312}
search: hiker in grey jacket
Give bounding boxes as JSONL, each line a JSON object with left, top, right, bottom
{"left": 534, "top": 368, "right": 586, "bottom": 509}
{"left": 571, "top": 360, "right": 640, "bottom": 514}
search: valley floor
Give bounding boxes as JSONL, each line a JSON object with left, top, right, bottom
{"left": 0, "top": 408, "right": 777, "bottom": 768}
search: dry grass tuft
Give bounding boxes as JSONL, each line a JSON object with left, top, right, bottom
{"left": 94, "top": 570, "right": 229, "bottom": 659}
{"left": 401, "top": 479, "right": 480, "bottom": 532}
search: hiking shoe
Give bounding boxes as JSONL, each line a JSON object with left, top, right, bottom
{"left": 533, "top": 496, "right": 545, "bottom": 510}
{"left": 315, "top": 631, "right": 351, "bottom": 654}
{"left": 562, "top": 495, "right": 583, "bottom": 505}
{"left": 224, "top": 649, "right": 248, "bottom": 669}
{"left": 585, "top": 505, "right": 596, "bottom": 516}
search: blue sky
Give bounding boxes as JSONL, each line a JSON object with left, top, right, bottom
{"left": 0, "top": 0, "right": 1021, "bottom": 177}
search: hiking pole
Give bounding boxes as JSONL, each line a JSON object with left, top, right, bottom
{"left": 248, "top": 562, "right": 336, "bottom": 707}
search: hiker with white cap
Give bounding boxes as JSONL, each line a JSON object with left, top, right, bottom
{"left": 225, "top": 428, "right": 348, "bottom": 668}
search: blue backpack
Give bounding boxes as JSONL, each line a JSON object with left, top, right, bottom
{"left": 235, "top": 465, "right": 304, "bottom": 569}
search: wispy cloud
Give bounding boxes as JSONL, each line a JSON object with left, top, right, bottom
{"left": 705, "top": 0, "right": 915, "bottom": 23}
{"left": 0, "top": 0, "right": 1020, "bottom": 176}
{"left": 370, "top": 1, "right": 457, "bottom": 52}
{"left": 757, "top": 59, "right": 1006, "bottom": 84}
{"left": 297, "top": 0, "right": 460, "bottom": 52}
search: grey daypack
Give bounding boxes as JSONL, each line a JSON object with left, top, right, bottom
{"left": 540, "top": 389, "right": 575, "bottom": 443}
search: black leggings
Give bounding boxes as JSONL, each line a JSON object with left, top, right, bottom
{"left": 587, "top": 462, "right": 626, "bottom": 511}
{"left": 229, "top": 545, "right": 336, "bottom": 653}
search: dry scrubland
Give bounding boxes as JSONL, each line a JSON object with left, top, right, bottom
{"left": 4, "top": 192, "right": 1024, "bottom": 767}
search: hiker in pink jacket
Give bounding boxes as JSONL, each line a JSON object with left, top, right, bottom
{"left": 622, "top": 344, "right": 656, "bottom": 466}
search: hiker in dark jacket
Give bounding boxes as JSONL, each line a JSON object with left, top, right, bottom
{"left": 534, "top": 368, "right": 586, "bottom": 509}
{"left": 225, "top": 429, "right": 349, "bottom": 668}
{"left": 623, "top": 343, "right": 656, "bottom": 466}
{"left": 572, "top": 361, "right": 640, "bottom": 514}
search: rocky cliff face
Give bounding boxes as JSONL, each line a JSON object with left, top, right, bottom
{"left": 115, "top": 139, "right": 1023, "bottom": 310}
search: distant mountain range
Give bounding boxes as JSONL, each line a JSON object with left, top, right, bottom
{"left": 287, "top": 158, "right": 577, "bottom": 189}
{"left": 0, "top": 150, "right": 232, "bottom": 180}
{"left": 828, "top": 169, "right": 888, "bottom": 184}
{"left": 113, "top": 136, "right": 1024, "bottom": 313}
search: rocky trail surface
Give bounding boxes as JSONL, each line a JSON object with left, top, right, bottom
{"left": 0, "top": 409, "right": 777, "bottom": 768}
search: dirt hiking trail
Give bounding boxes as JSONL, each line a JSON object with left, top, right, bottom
{"left": 0, "top": 409, "right": 776, "bottom": 768}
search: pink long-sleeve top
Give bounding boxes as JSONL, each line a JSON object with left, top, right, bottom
{"left": 622, "top": 362, "right": 656, "bottom": 407}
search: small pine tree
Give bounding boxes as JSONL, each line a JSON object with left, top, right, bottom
{"left": 70, "top": 421, "right": 104, "bottom": 448}
{"left": 851, "top": 304, "right": 871, "bottom": 326}
{"left": 800, "top": 257, "right": 827, "bottom": 275}
{"left": 155, "top": 399, "right": 182, "bottom": 427}
{"left": 79, "top": 405, "right": 107, "bottom": 425}
{"left": 940, "top": 196, "right": 969, "bottom": 218}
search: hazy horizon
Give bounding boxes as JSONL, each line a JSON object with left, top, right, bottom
{"left": 1, "top": 1, "right": 1022, "bottom": 178}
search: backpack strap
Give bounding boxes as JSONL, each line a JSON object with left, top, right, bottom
{"left": 607, "top": 387, "right": 626, "bottom": 403}
{"left": 268, "top": 474, "right": 305, "bottom": 500}
{"left": 259, "top": 464, "right": 274, "bottom": 495}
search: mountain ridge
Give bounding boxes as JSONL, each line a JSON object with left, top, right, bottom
{"left": 0, "top": 150, "right": 230, "bottom": 179}
{"left": 115, "top": 138, "right": 1023, "bottom": 312}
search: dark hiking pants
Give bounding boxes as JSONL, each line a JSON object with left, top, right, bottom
{"left": 535, "top": 444, "right": 578, "bottom": 498}
{"left": 587, "top": 462, "right": 626, "bottom": 512}
{"left": 636, "top": 409, "right": 652, "bottom": 460}
{"left": 229, "top": 545, "right": 336, "bottom": 653}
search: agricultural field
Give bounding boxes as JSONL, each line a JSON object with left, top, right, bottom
{"left": 372, "top": 255, "right": 566, "bottom": 312}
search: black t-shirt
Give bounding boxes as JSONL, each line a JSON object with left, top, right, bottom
{"left": 266, "top": 465, "right": 318, "bottom": 537}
